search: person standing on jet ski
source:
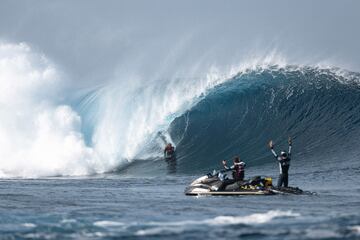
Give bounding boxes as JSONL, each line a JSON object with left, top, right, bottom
{"left": 269, "top": 137, "right": 292, "bottom": 188}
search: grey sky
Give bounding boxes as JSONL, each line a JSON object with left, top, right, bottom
{"left": 1, "top": 0, "right": 359, "bottom": 86}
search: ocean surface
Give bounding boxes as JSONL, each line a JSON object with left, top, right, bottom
{"left": 1, "top": 165, "right": 360, "bottom": 239}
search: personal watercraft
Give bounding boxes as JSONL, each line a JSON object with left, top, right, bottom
{"left": 185, "top": 170, "right": 306, "bottom": 196}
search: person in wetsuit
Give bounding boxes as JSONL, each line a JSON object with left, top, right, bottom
{"left": 164, "top": 143, "right": 175, "bottom": 159}
{"left": 218, "top": 157, "right": 246, "bottom": 191}
{"left": 269, "top": 137, "right": 292, "bottom": 188}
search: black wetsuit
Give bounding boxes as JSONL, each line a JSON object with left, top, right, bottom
{"left": 271, "top": 145, "right": 291, "bottom": 187}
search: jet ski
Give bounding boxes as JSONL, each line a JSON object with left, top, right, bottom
{"left": 185, "top": 170, "right": 307, "bottom": 196}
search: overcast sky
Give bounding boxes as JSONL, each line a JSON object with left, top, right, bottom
{"left": 1, "top": 0, "right": 359, "bottom": 86}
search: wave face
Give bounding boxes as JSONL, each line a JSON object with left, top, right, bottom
{"left": 169, "top": 66, "right": 360, "bottom": 173}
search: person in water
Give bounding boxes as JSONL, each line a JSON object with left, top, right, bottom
{"left": 269, "top": 137, "right": 292, "bottom": 188}
{"left": 164, "top": 143, "right": 175, "bottom": 159}
{"left": 218, "top": 157, "right": 246, "bottom": 191}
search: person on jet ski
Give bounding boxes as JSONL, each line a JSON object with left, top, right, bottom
{"left": 269, "top": 137, "right": 292, "bottom": 188}
{"left": 218, "top": 157, "right": 246, "bottom": 191}
{"left": 222, "top": 157, "right": 246, "bottom": 181}
{"left": 164, "top": 143, "right": 175, "bottom": 159}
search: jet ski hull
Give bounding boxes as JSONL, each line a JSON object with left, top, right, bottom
{"left": 185, "top": 173, "right": 309, "bottom": 196}
{"left": 185, "top": 189, "right": 274, "bottom": 196}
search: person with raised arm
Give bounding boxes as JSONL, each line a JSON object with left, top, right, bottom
{"left": 269, "top": 137, "right": 292, "bottom": 188}
{"left": 218, "top": 156, "right": 246, "bottom": 191}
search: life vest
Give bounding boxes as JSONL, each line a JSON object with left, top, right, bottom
{"left": 233, "top": 162, "right": 245, "bottom": 179}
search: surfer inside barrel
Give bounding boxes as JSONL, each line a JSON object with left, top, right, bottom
{"left": 164, "top": 143, "right": 175, "bottom": 160}
{"left": 164, "top": 143, "right": 176, "bottom": 174}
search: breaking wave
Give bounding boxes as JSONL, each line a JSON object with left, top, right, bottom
{"left": 1, "top": 41, "right": 360, "bottom": 177}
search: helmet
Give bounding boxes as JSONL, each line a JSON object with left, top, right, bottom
{"left": 280, "top": 151, "right": 288, "bottom": 158}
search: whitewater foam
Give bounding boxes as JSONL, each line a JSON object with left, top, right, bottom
{"left": 22, "top": 223, "right": 36, "bottom": 228}
{"left": 135, "top": 210, "right": 299, "bottom": 236}
{"left": 136, "top": 226, "right": 185, "bottom": 236}
{"left": 93, "top": 221, "right": 125, "bottom": 227}
{"left": 0, "top": 42, "right": 100, "bottom": 177}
